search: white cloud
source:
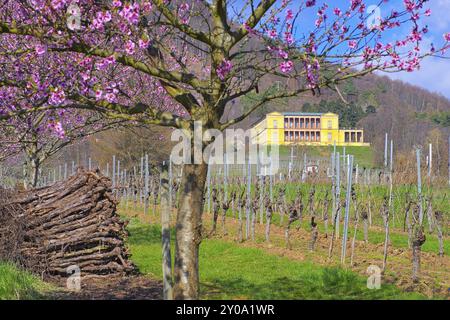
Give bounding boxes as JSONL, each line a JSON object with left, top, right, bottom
{"left": 384, "top": 56, "right": 450, "bottom": 99}
{"left": 427, "top": 0, "right": 450, "bottom": 32}
{"left": 379, "top": 1, "right": 450, "bottom": 100}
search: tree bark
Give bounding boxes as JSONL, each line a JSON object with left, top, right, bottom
{"left": 362, "top": 211, "right": 369, "bottom": 245}
{"left": 309, "top": 217, "right": 318, "bottom": 251}
{"left": 350, "top": 213, "right": 359, "bottom": 266}
{"left": 412, "top": 226, "right": 426, "bottom": 283}
{"left": 425, "top": 197, "right": 434, "bottom": 233}
{"left": 251, "top": 199, "right": 257, "bottom": 241}
{"left": 173, "top": 163, "right": 208, "bottom": 300}
{"left": 434, "top": 211, "right": 444, "bottom": 258}
{"left": 265, "top": 200, "right": 273, "bottom": 242}
{"left": 328, "top": 211, "right": 339, "bottom": 259}
{"left": 160, "top": 163, "right": 173, "bottom": 300}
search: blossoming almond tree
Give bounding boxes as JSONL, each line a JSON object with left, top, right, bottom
{"left": 0, "top": 107, "right": 124, "bottom": 189}
{"left": 0, "top": 0, "right": 448, "bottom": 299}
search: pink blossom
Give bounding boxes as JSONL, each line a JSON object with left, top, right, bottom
{"left": 179, "top": 3, "right": 190, "bottom": 12}
{"left": 267, "top": 29, "right": 277, "bottom": 39}
{"left": 278, "top": 49, "right": 288, "bottom": 59}
{"left": 92, "top": 11, "right": 112, "bottom": 30}
{"left": 315, "top": 17, "right": 323, "bottom": 27}
{"left": 284, "top": 32, "right": 294, "bottom": 45}
{"left": 49, "top": 88, "right": 66, "bottom": 106}
{"left": 112, "top": 0, "right": 122, "bottom": 8}
{"left": 95, "top": 56, "right": 116, "bottom": 70}
{"left": 35, "top": 44, "right": 46, "bottom": 55}
{"left": 348, "top": 40, "right": 357, "bottom": 49}
{"left": 105, "top": 92, "right": 117, "bottom": 103}
{"left": 142, "top": 1, "right": 152, "bottom": 13}
{"left": 51, "top": 0, "right": 66, "bottom": 10}
{"left": 444, "top": 33, "right": 450, "bottom": 42}
{"left": 424, "top": 9, "right": 431, "bottom": 17}
{"left": 243, "top": 22, "right": 256, "bottom": 35}
{"left": 333, "top": 8, "right": 341, "bottom": 16}
{"left": 125, "top": 40, "right": 136, "bottom": 55}
{"left": 216, "top": 59, "right": 232, "bottom": 80}
{"left": 350, "top": 0, "right": 362, "bottom": 11}
{"left": 280, "top": 60, "right": 293, "bottom": 73}
{"left": 139, "top": 38, "right": 150, "bottom": 49}
{"left": 305, "top": 0, "right": 316, "bottom": 7}
{"left": 54, "top": 121, "right": 65, "bottom": 139}
{"left": 119, "top": 3, "right": 140, "bottom": 25}
{"left": 95, "top": 89, "right": 103, "bottom": 101}
{"left": 286, "top": 9, "right": 293, "bottom": 20}
{"left": 403, "top": 0, "right": 416, "bottom": 12}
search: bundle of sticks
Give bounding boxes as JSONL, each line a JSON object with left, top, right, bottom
{"left": 0, "top": 169, "right": 136, "bottom": 278}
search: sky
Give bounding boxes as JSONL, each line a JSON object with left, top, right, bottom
{"left": 252, "top": 0, "right": 450, "bottom": 100}
{"left": 384, "top": 0, "right": 450, "bottom": 100}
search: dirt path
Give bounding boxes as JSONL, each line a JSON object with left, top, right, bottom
{"left": 123, "top": 206, "right": 450, "bottom": 299}
{"left": 50, "top": 275, "right": 163, "bottom": 300}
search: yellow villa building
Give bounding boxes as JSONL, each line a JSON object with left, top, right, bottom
{"left": 251, "top": 112, "right": 369, "bottom": 146}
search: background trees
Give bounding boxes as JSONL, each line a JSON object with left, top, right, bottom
{"left": 0, "top": 109, "right": 122, "bottom": 188}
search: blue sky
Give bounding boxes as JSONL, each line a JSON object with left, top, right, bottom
{"left": 384, "top": 0, "right": 450, "bottom": 100}
{"left": 312, "top": 0, "right": 450, "bottom": 100}
{"left": 243, "top": 0, "right": 450, "bottom": 100}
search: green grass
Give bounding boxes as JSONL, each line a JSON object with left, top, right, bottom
{"left": 211, "top": 182, "right": 449, "bottom": 256}
{"left": 0, "top": 262, "right": 51, "bottom": 300}
{"left": 126, "top": 217, "right": 427, "bottom": 300}
{"left": 278, "top": 145, "right": 375, "bottom": 168}
{"left": 261, "top": 214, "right": 449, "bottom": 256}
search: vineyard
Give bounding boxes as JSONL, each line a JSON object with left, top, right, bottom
{"left": 1, "top": 142, "right": 448, "bottom": 300}
{"left": 1, "top": 0, "right": 450, "bottom": 305}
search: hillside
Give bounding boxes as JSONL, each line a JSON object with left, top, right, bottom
{"left": 225, "top": 73, "right": 450, "bottom": 167}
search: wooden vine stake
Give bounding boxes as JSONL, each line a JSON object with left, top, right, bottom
{"left": 411, "top": 148, "right": 427, "bottom": 282}
{"left": 340, "top": 155, "right": 353, "bottom": 266}
{"left": 381, "top": 196, "right": 389, "bottom": 273}
{"left": 334, "top": 152, "right": 341, "bottom": 240}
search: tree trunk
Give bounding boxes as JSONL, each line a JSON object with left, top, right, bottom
{"left": 350, "top": 214, "right": 359, "bottom": 266}
{"left": 23, "top": 156, "right": 40, "bottom": 189}
{"left": 363, "top": 216, "right": 368, "bottom": 245}
{"left": 173, "top": 163, "right": 207, "bottom": 300}
{"left": 250, "top": 206, "right": 258, "bottom": 241}
{"left": 434, "top": 211, "right": 444, "bottom": 258}
{"left": 160, "top": 163, "right": 173, "bottom": 300}
{"left": 425, "top": 198, "right": 434, "bottom": 233}
{"left": 412, "top": 226, "right": 426, "bottom": 283}
{"left": 406, "top": 207, "right": 413, "bottom": 249}
{"left": 238, "top": 202, "right": 243, "bottom": 242}
{"left": 265, "top": 204, "right": 272, "bottom": 242}
{"left": 221, "top": 205, "right": 228, "bottom": 236}
{"left": 309, "top": 218, "right": 318, "bottom": 252}
{"left": 328, "top": 212, "right": 339, "bottom": 259}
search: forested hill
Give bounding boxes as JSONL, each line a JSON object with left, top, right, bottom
{"left": 225, "top": 73, "right": 450, "bottom": 165}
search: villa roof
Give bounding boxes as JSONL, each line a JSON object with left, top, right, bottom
{"left": 281, "top": 112, "right": 324, "bottom": 116}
